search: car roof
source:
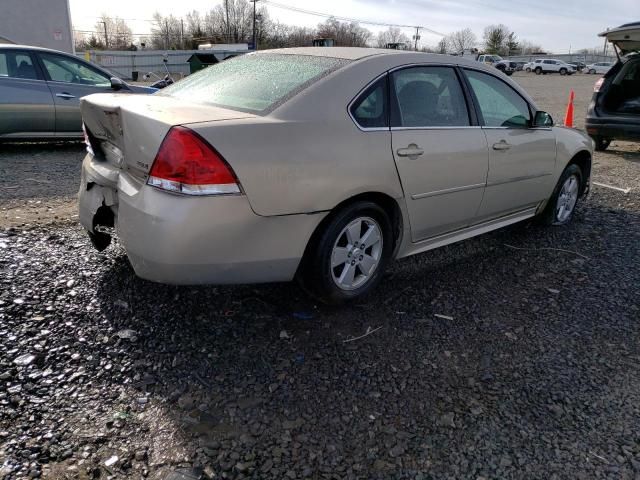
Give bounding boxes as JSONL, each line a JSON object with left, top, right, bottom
{"left": 252, "top": 46, "right": 491, "bottom": 69}
{"left": 255, "top": 46, "right": 394, "bottom": 60}
{"left": 0, "top": 44, "right": 76, "bottom": 55}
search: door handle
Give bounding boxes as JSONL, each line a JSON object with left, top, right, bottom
{"left": 56, "top": 93, "right": 76, "bottom": 99}
{"left": 396, "top": 144, "right": 425, "bottom": 158}
{"left": 492, "top": 141, "right": 511, "bottom": 151}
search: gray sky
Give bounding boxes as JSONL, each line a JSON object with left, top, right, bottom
{"left": 69, "top": 0, "right": 638, "bottom": 51}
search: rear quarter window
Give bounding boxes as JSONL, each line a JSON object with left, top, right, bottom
{"left": 161, "top": 53, "right": 350, "bottom": 114}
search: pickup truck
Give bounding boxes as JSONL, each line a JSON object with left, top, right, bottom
{"left": 476, "top": 54, "right": 516, "bottom": 76}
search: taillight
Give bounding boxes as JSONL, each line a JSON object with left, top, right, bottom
{"left": 147, "top": 126, "right": 241, "bottom": 196}
{"left": 594, "top": 78, "right": 604, "bottom": 93}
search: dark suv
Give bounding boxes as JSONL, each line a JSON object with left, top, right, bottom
{"left": 586, "top": 22, "right": 640, "bottom": 150}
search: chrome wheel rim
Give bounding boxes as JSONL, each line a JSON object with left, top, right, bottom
{"left": 556, "top": 175, "right": 579, "bottom": 223}
{"left": 331, "top": 216, "right": 383, "bottom": 291}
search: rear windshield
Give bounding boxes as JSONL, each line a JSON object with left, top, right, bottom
{"left": 160, "top": 53, "right": 350, "bottom": 114}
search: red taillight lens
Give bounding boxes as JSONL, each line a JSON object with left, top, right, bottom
{"left": 147, "top": 126, "right": 241, "bottom": 196}
{"left": 594, "top": 78, "right": 604, "bottom": 93}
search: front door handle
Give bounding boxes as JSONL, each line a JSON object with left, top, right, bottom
{"left": 396, "top": 144, "right": 425, "bottom": 159}
{"left": 492, "top": 141, "right": 512, "bottom": 151}
{"left": 56, "top": 93, "right": 76, "bottom": 99}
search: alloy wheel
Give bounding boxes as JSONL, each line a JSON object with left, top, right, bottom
{"left": 331, "top": 216, "right": 383, "bottom": 291}
{"left": 555, "top": 175, "right": 579, "bottom": 223}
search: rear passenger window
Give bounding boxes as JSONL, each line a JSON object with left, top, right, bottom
{"left": 350, "top": 77, "right": 388, "bottom": 129}
{"left": 0, "top": 51, "right": 38, "bottom": 80}
{"left": 391, "top": 66, "right": 470, "bottom": 128}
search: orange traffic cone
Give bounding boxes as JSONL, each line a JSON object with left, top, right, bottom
{"left": 563, "top": 90, "right": 575, "bottom": 127}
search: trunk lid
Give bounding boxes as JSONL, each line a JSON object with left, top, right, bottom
{"left": 600, "top": 22, "right": 640, "bottom": 56}
{"left": 81, "top": 93, "right": 254, "bottom": 180}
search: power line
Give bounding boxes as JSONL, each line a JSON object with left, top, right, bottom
{"left": 79, "top": 15, "right": 155, "bottom": 23}
{"left": 261, "top": 0, "right": 445, "bottom": 36}
{"left": 74, "top": 1, "right": 447, "bottom": 44}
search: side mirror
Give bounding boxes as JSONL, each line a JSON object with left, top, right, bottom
{"left": 110, "top": 77, "right": 125, "bottom": 91}
{"left": 533, "top": 111, "right": 554, "bottom": 127}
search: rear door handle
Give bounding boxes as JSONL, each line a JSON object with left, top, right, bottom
{"left": 492, "top": 141, "right": 511, "bottom": 151}
{"left": 396, "top": 144, "right": 425, "bottom": 158}
{"left": 56, "top": 93, "right": 76, "bottom": 99}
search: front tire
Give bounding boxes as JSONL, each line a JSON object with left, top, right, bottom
{"left": 535, "top": 67, "right": 542, "bottom": 75}
{"left": 559, "top": 68, "right": 567, "bottom": 75}
{"left": 539, "top": 164, "right": 583, "bottom": 226}
{"left": 526, "top": 68, "right": 531, "bottom": 72}
{"left": 298, "top": 201, "right": 393, "bottom": 304}
{"left": 589, "top": 69, "right": 596, "bottom": 74}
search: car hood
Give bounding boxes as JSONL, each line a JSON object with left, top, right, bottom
{"left": 600, "top": 22, "right": 640, "bottom": 55}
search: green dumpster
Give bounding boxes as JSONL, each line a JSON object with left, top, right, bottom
{"left": 187, "top": 53, "right": 219, "bottom": 74}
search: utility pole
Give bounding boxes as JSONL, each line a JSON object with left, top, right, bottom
{"left": 165, "top": 19, "right": 169, "bottom": 50}
{"left": 251, "top": 0, "right": 258, "bottom": 50}
{"left": 413, "top": 27, "right": 421, "bottom": 51}
{"left": 181, "top": 19, "right": 184, "bottom": 49}
{"left": 101, "top": 21, "right": 108, "bottom": 49}
{"left": 225, "top": 0, "right": 230, "bottom": 43}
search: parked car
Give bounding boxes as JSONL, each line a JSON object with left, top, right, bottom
{"left": 531, "top": 58, "right": 576, "bottom": 75}
{"left": 512, "top": 61, "right": 527, "bottom": 71}
{"left": 524, "top": 61, "right": 536, "bottom": 72}
{"left": 0, "top": 45, "right": 155, "bottom": 140}
{"left": 477, "top": 54, "right": 503, "bottom": 65}
{"left": 586, "top": 62, "right": 614, "bottom": 74}
{"left": 568, "top": 62, "right": 586, "bottom": 72}
{"left": 586, "top": 22, "right": 640, "bottom": 150}
{"left": 494, "top": 60, "right": 517, "bottom": 76}
{"left": 78, "top": 47, "right": 593, "bottom": 303}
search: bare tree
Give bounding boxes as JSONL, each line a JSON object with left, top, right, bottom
{"left": 520, "top": 40, "right": 546, "bottom": 55}
{"left": 317, "top": 18, "right": 371, "bottom": 47}
{"left": 95, "top": 14, "right": 133, "bottom": 50}
{"left": 204, "top": 0, "right": 252, "bottom": 43}
{"left": 376, "top": 27, "right": 410, "bottom": 48}
{"left": 150, "top": 12, "right": 182, "bottom": 49}
{"left": 446, "top": 28, "right": 477, "bottom": 53}
{"left": 186, "top": 10, "right": 206, "bottom": 46}
{"left": 483, "top": 24, "right": 510, "bottom": 55}
{"left": 436, "top": 37, "right": 449, "bottom": 54}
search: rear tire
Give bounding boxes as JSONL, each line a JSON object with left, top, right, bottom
{"left": 593, "top": 136, "right": 611, "bottom": 151}
{"left": 535, "top": 67, "right": 542, "bottom": 75}
{"left": 298, "top": 201, "right": 393, "bottom": 304}
{"left": 526, "top": 68, "right": 531, "bottom": 72}
{"left": 538, "top": 164, "right": 583, "bottom": 226}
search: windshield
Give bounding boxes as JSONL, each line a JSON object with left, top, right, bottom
{"left": 161, "top": 53, "right": 350, "bottom": 114}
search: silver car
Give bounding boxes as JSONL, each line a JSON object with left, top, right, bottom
{"left": 78, "top": 47, "right": 592, "bottom": 303}
{"left": 0, "top": 44, "right": 154, "bottom": 139}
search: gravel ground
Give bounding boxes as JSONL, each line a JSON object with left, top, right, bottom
{"left": 0, "top": 142, "right": 84, "bottom": 229}
{"left": 512, "top": 71, "right": 597, "bottom": 130}
{"left": 1, "top": 74, "right": 640, "bottom": 480}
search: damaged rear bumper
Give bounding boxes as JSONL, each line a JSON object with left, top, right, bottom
{"left": 78, "top": 154, "right": 325, "bottom": 285}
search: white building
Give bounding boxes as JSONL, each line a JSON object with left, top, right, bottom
{"left": 0, "top": 0, "right": 74, "bottom": 53}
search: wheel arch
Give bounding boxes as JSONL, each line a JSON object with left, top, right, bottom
{"left": 567, "top": 149, "right": 592, "bottom": 196}
{"left": 297, "top": 192, "right": 405, "bottom": 274}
